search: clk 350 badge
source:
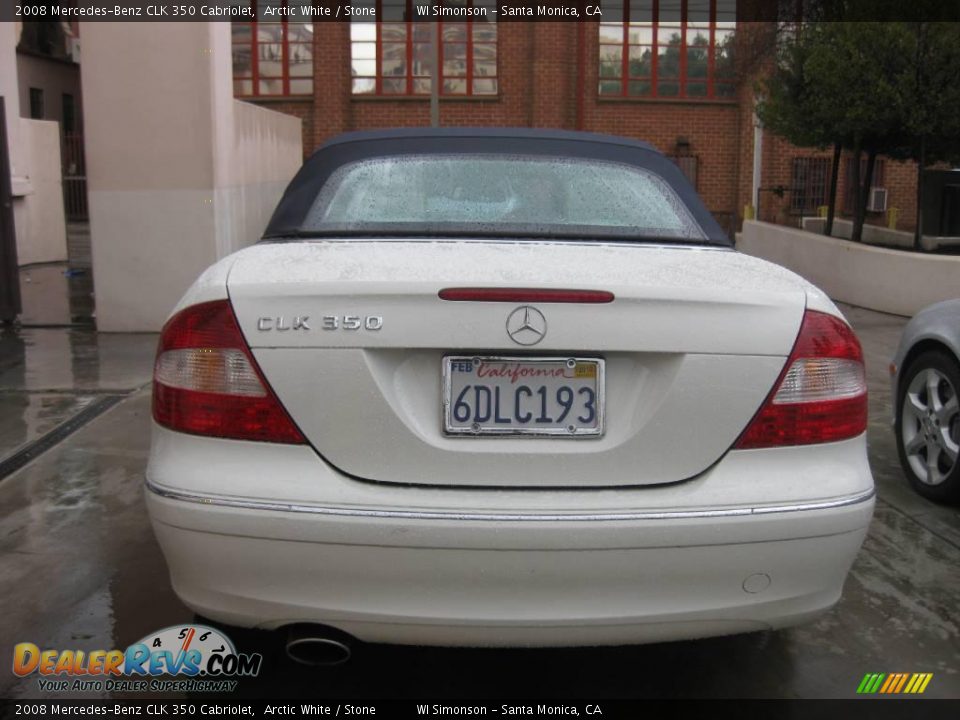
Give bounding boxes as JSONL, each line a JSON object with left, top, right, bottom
{"left": 257, "top": 316, "right": 310, "bottom": 331}
{"left": 256, "top": 315, "right": 384, "bottom": 331}
{"left": 322, "top": 315, "right": 384, "bottom": 331}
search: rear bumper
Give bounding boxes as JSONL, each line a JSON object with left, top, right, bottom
{"left": 145, "top": 481, "right": 873, "bottom": 647}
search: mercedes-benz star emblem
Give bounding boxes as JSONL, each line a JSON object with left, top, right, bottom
{"left": 506, "top": 306, "right": 547, "bottom": 346}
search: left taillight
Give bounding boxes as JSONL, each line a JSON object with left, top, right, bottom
{"left": 152, "top": 300, "right": 306, "bottom": 444}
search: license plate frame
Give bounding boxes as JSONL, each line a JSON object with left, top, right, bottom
{"left": 442, "top": 355, "right": 605, "bottom": 438}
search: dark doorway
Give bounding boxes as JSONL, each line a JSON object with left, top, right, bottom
{"left": 940, "top": 185, "right": 960, "bottom": 237}
{"left": 0, "top": 97, "right": 22, "bottom": 323}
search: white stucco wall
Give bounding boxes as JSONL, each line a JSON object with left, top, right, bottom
{"left": 207, "top": 25, "right": 302, "bottom": 258}
{"left": 213, "top": 100, "right": 301, "bottom": 258}
{"left": 81, "top": 23, "right": 302, "bottom": 332}
{"left": 737, "top": 221, "right": 960, "bottom": 317}
{"left": 16, "top": 119, "right": 67, "bottom": 266}
{"left": 0, "top": 23, "right": 26, "bottom": 186}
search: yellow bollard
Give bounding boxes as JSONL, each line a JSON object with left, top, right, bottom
{"left": 887, "top": 207, "right": 899, "bottom": 229}
{"left": 743, "top": 204, "right": 756, "bottom": 221}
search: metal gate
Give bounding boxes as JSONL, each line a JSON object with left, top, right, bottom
{"left": 62, "top": 131, "right": 87, "bottom": 220}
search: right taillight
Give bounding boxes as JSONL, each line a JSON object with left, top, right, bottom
{"left": 735, "top": 309, "right": 867, "bottom": 449}
{"left": 152, "top": 300, "right": 305, "bottom": 444}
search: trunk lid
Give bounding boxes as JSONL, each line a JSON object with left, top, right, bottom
{"left": 227, "top": 240, "right": 808, "bottom": 488}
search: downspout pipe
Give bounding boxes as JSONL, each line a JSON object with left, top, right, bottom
{"left": 752, "top": 96, "right": 763, "bottom": 213}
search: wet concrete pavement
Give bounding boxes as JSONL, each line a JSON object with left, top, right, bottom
{"left": 0, "top": 328, "right": 157, "bottom": 464}
{"left": 0, "top": 305, "right": 957, "bottom": 700}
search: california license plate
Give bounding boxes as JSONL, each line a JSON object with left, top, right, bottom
{"left": 442, "top": 356, "right": 605, "bottom": 437}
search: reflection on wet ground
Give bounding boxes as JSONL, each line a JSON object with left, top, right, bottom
{"left": 0, "top": 327, "right": 157, "bottom": 393}
{"left": 18, "top": 263, "right": 95, "bottom": 328}
{"left": 0, "top": 394, "right": 98, "bottom": 460}
{"left": 0, "top": 327, "right": 157, "bottom": 467}
{"left": 0, "top": 307, "right": 957, "bottom": 699}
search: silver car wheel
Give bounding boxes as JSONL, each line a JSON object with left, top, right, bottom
{"left": 901, "top": 367, "right": 960, "bottom": 486}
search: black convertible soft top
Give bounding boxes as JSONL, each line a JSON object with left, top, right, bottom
{"left": 263, "top": 127, "right": 732, "bottom": 247}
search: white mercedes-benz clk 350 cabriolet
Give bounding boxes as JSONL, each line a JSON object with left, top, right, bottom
{"left": 145, "top": 128, "right": 874, "bottom": 660}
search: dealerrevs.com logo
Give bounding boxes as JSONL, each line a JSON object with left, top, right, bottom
{"left": 12, "top": 624, "right": 262, "bottom": 693}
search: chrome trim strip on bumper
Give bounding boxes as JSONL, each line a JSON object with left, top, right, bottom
{"left": 145, "top": 478, "right": 875, "bottom": 522}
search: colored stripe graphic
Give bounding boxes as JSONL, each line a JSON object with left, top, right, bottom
{"left": 857, "top": 672, "right": 932, "bottom": 694}
{"left": 893, "top": 673, "right": 909, "bottom": 693}
{"left": 857, "top": 673, "right": 883, "bottom": 693}
{"left": 906, "top": 673, "right": 933, "bottom": 694}
{"left": 879, "top": 674, "right": 896, "bottom": 693}
{"left": 904, "top": 674, "right": 920, "bottom": 693}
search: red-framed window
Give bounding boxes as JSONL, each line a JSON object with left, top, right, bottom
{"left": 599, "top": 0, "right": 736, "bottom": 100}
{"left": 232, "top": 0, "right": 314, "bottom": 98}
{"left": 350, "top": 0, "right": 498, "bottom": 96}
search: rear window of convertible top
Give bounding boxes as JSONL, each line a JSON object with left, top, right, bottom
{"left": 299, "top": 154, "right": 707, "bottom": 242}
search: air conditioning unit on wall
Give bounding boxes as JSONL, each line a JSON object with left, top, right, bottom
{"left": 867, "top": 187, "right": 888, "bottom": 213}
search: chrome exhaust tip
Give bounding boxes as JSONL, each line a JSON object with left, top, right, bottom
{"left": 284, "top": 624, "right": 354, "bottom": 666}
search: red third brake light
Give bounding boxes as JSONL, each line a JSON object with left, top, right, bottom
{"left": 735, "top": 309, "right": 867, "bottom": 449}
{"left": 439, "top": 288, "right": 615, "bottom": 303}
{"left": 152, "top": 300, "right": 305, "bottom": 444}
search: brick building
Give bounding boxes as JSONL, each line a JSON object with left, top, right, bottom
{"left": 230, "top": 2, "right": 922, "bottom": 236}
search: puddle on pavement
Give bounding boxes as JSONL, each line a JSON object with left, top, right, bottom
{"left": 18, "top": 263, "right": 94, "bottom": 327}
